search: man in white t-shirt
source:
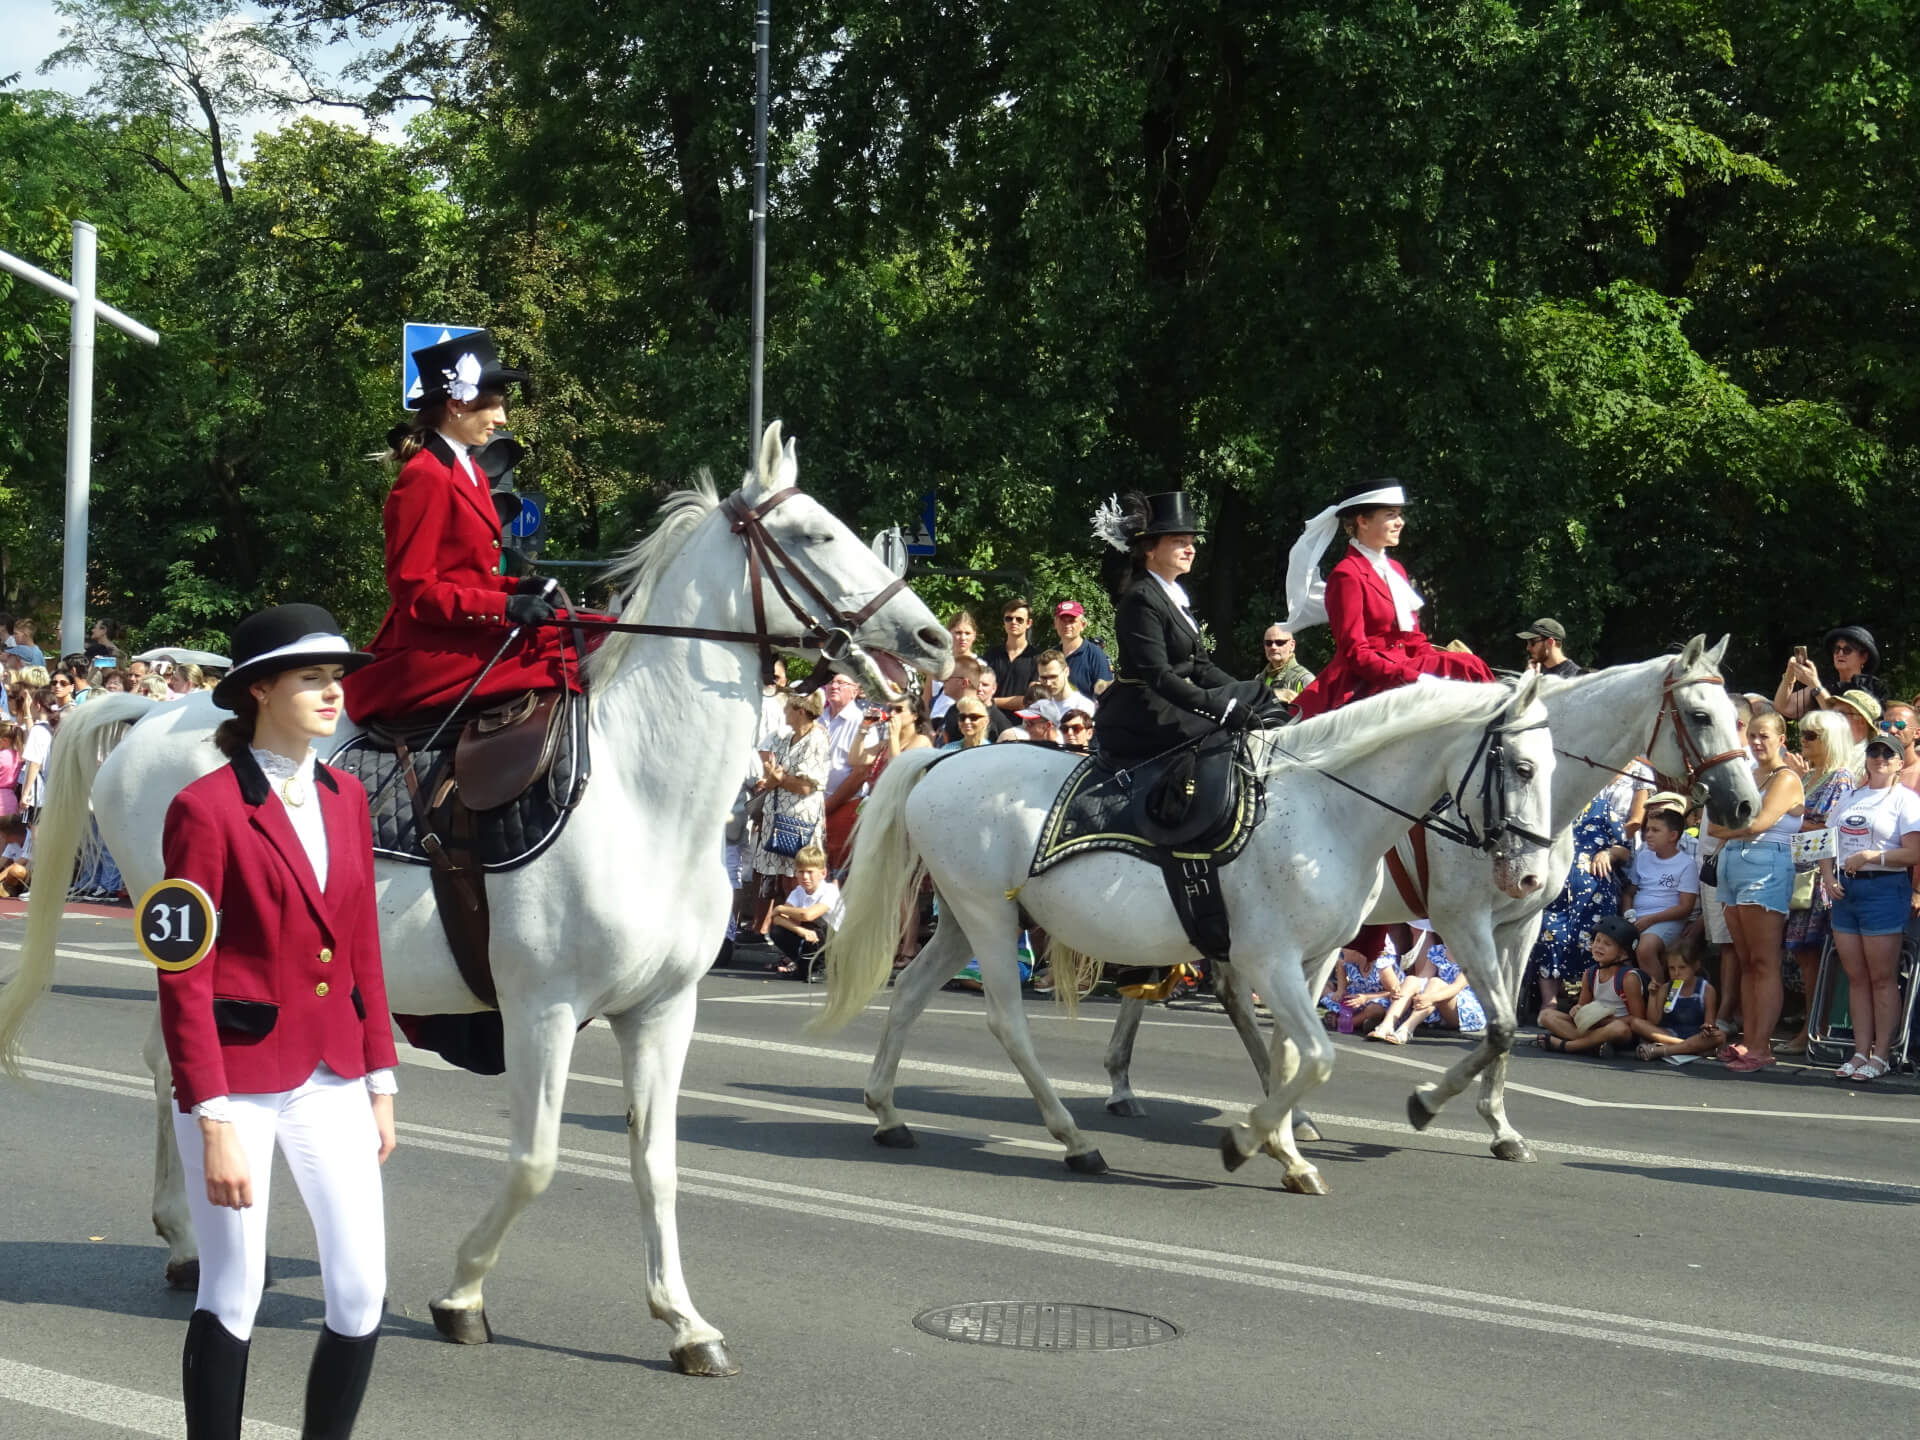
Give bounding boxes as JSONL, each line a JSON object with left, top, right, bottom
{"left": 1621, "top": 809, "right": 1699, "bottom": 982}
{"left": 819, "top": 672, "right": 873, "bottom": 871}
{"left": 20, "top": 713, "right": 53, "bottom": 816}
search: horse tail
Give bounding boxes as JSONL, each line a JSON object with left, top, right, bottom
{"left": 1045, "top": 939, "right": 1102, "bottom": 1020}
{"left": 815, "top": 747, "right": 945, "bottom": 1034}
{"left": 0, "top": 694, "right": 155, "bottom": 1076}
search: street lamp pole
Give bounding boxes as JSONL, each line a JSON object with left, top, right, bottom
{"left": 0, "top": 221, "right": 160, "bottom": 656}
{"left": 747, "top": 0, "right": 770, "bottom": 467}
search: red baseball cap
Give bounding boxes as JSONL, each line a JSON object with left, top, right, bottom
{"left": 1054, "top": 600, "right": 1085, "bottom": 618}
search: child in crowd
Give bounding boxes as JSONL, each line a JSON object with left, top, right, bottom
{"left": 1534, "top": 915, "right": 1646, "bottom": 1056}
{"left": 0, "top": 721, "right": 21, "bottom": 817}
{"left": 769, "top": 844, "right": 843, "bottom": 982}
{"left": 1326, "top": 938, "right": 1409, "bottom": 1033}
{"left": 1632, "top": 940, "right": 1719, "bottom": 1064}
{"left": 1620, "top": 808, "right": 1699, "bottom": 984}
{"left": 0, "top": 815, "right": 29, "bottom": 896}
{"left": 1369, "top": 922, "right": 1487, "bottom": 1043}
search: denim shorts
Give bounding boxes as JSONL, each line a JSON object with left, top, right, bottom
{"left": 1830, "top": 868, "right": 1912, "bottom": 937}
{"left": 1717, "top": 839, "right": 1793, "bottom": 915}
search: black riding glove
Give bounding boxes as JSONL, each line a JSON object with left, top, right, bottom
{"left": 1219, "top": 699, "right": 1258, "bottom": 732}
{"left": 505, "top": 594, "right": 556, "bottom": 627}
{"left": 512, "top": 575, "right": 551, "bottom": 596}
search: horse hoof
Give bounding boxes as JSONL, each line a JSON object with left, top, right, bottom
{"left": 1219, "top": 1131, "right": 1250, "bottom": 1173}
{"left": 1491, "top": 1137, "right": 1536, "bottom": 1163}
{"left": 872, "top": 1124, "right": 916, "bottom": 1149}
{"left": 1282, "top": 1169, "right": 1331, "bottom": 1196}
{"left": 1066, "top": 1149, "right": 1108, "bottom": 1175}
{"left": 1105, "top": 1097, "right": 1147, "bottom": 1119}
{"left": 430, "top": 1301, "right": 493, "bottom": 1345}
{"left": 670, "top": 1339, "right": 742, "bottom": 1378}
{"left": 1292, "top": 1118, "right": 1323, "bottom": 1144}
{"left": 1406, "top": 1093, "right": 1437, "bottom": 1132}
{"left": 165, "top": 1258, "right": 199, "bottom": 1291}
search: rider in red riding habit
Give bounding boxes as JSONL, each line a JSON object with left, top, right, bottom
{"left": 344, "top": 331, "right": 579, "bottom": 726}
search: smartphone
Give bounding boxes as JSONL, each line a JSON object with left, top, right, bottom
{"left": 1794, "top": 645, "right": 1808, "bottom": 663}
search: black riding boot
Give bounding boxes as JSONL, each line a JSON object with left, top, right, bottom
{"left": 302, "top": 1323, "right": 380, "bottom": 1439}
{"left": 182, "top": 1309, "right": 250, "bottom": 1440}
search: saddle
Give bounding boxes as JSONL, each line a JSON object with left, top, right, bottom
{"left": 329, "top": 688, "right": 591, "bottom": 1060}
{"left": 1030, "top": 732, "right": 1262, "bottom": 965}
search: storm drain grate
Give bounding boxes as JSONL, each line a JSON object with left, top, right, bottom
{"left": 912, "top": 1301, "right": 1180, "bottom": 1352}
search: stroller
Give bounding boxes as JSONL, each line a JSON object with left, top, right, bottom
{"left": 1805, "top": 929, "right": 1920, "bottom": 1072}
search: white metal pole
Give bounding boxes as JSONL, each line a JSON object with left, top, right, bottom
{"left": 60, "top": 221, "right": 97, "bottom": 659}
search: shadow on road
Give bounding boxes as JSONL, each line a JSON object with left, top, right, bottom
{"left": 1564, "top": 1163, "right": 1920, "bottom": 1206}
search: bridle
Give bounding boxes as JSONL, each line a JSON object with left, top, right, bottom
{"left": 1267, "top": 686, "right": 1555, "bottom": 855}
{"left": 555, "top": 485, "right": 911, "bottom": 683}
{"left": 1556, "top": 669, "right": 1746, "bottom": 794}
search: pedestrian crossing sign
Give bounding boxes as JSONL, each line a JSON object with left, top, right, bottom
{"left": 402, "top": 323, "right": 483, "bottom": 410}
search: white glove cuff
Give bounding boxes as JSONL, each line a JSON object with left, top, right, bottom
{"left": 365, "top": 1069, "right": 398, "bottom": 1097}
{"left": 193, "top": 1095, "right": 234, "bottom": 1123}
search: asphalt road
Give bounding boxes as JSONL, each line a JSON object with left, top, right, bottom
{"left": 5, "top": 906, "right": 1920, "bottom": 1440}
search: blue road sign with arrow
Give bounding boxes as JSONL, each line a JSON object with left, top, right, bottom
{"left": 402, "top": 322, "right": 482, "bottom": 410}
{"left": 508, "top": 494, "right": 546, "bottom": 540}
{"left": 906, "top": 493, "right": 937, "bottom": 557}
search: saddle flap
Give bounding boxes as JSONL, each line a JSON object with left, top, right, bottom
{"left": 456, "top": 692, "right": 565, "bottom": 812}
{"left": 1032, "top": 732, "right": 1260, "bottom": 875}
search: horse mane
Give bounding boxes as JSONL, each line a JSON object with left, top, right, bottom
{"left": 1262, "top": 677, "right": 1519, "bottom": 776}
{"left": 586, "top": 471, "right": 724, "bottom": 682}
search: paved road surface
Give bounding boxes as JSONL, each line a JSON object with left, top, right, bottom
{"left": 5, "top": 908, "right": 1918, "bottom": 1439}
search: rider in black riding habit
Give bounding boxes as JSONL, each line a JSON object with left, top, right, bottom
{"left": 1091, "top": 491, "right": 1285, "bottom": 764}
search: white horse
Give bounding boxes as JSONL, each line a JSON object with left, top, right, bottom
{"left": 819, "top": 673, "right": 1558, "bottom": 1194}
{"left": 1099, "top": 637, "right": 1760, "bottom": 1160}
{"left": 0, "top": 423, "right": 951, "bottom": 1376}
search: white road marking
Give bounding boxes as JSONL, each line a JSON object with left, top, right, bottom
{"left": 0, "top": 1355, "right": 297, "bottom": 1438}
{"left": 21, "top": 1059, "right": 1920, "bottom": 1389}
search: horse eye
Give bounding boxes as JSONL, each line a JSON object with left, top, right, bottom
{"left": 1515, "top": 762, "right": 1536, "bottom": 781}
{"left": 1690, "top": 712, "right": 1709, "bottom": 725}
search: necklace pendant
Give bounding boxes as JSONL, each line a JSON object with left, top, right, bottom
{"left": 280, "top": 775, "right": 308, "bottom": 808}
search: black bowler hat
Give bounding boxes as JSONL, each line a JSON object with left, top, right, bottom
{"left": 1136, "top": 492, "right": 1204, "bottom": 538}
{"left": 212, "top": 604, "right": 374, "bottom": 711}
{"left": 1824, "top": 625, "right": 1879, "bottom": 671}
{"left": 410, "top": 330, "right": 528, "bottom": 407}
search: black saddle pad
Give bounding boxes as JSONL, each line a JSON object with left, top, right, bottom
{"left": 327, "top": 696, "right": 589, "bottom": 873}
{"left": 1031, "top": 732, "right": 1262, "bottom": 876}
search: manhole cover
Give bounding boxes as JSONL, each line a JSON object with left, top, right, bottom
{"left": 912, "top": 1301, "right": 1180, "bottom": 1352}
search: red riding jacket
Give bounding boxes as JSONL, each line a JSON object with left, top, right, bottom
{"left": 343, "top": 432, "right": 577, "bottom": 723}
{"left": 156, "top": 753, "right": 397, "bottom": 1111}
{"left": 1293, "top": 547, "right": 1492, "bottom": 718}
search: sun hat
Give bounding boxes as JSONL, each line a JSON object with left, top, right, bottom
{"left": 212, "top": 604, "right": 373, "bottom": 711}
{"left": 1823, "top": 625, "right": 1879, "bottom": 671}
{"left": 1821, "top": 688, "right": 1883, "bottom": 727}
{"left": 1644, "top": 790, "right": 1690, "bottom": 817}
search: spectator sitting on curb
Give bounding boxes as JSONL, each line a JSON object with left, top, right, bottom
{"left": 0, "top": 815, "right": 28, "bottom": 895}
{"left": 1534, "top": 915, "right": 1646, "bottom": 1057}
{"left": 1620, "top": 808, "right": 1698, "bottom": 984}
{"left": 1632, "top": 941, "right": 1719, "bottom": 1064}
{"left": 768, "top": 844, "right": 844, "bottom": 982}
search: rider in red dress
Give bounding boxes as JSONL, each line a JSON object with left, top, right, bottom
{"left": 344, "top": 331, "right": 576, "bottom": 724}
{"left": 1286, "top": 480, "right": 1492, "bottom": 719}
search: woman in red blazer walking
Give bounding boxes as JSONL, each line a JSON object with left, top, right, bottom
{"left": 157, "top": 604, "right": 396, "bottom": 1439}
{"left": 1284, "top": 480, "right": 1492, "bottom": 720}
{"left": 344, "top": 330, "right": 572, "bottom": 724}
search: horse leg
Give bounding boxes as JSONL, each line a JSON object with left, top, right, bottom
{"left": 429, "top": 1001, "right": 581, "bottom": 1345}
{"left": 1407, "top": 929, "right": 1505, "bottom": 1132}
{"left": 863, "top": 917, "right": 971, "bottom": 1148}
{"left": 144, "top": 1013, "right": 198, "bottom": 1289}
{"left": 1220, "top": 957, "right": 1331, "bottom": 1195}
{"left": 1102, "top": 995, "right": 1150, "bottom": 1118}
{"left": 605, "top": 992, "right": 738, "bottom": 1377}
{"left": 1214, "top": 959, "right": 1324, "bottom": 1146}
{"left": 969, "top": 912, "right": 1103, "bottom": 1173}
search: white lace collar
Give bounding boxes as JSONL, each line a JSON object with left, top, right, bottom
{"left": 1350, "top": 541, "right": 1423, "bottom": 631}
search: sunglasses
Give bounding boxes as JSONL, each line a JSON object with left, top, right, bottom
{"left": 1880, "top": 720, "right": 1909, "bottom": 732}
{"left": 958, "top": 713, "right": 986, "bottom": 723}
{"left": 1062, "top": 721, "right": 1091, "bottom": 733}
{"left": 1833, "top": 642, "right": 1860, "bottom": 654}
{"left": 1264, "top": 639, "right": 1293, "bottom": 647}
{"left": 1002, "top": 615, "right": 1028, "bottom": 625}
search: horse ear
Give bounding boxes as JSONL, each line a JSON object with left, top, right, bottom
{"left": 1678, "top": 634, "right": 1704, "bottom": 667}
{"left": 782, "top": 434, "right": 798, "bottom": 485}
{"left": 1513, "top": 669, "right": 1545, "bottom": 710}
{"left": 752, "top": 420, "right": 784, "bottom": 495}
{"left": 1705, "top": 634, "right": 1730, "bottom": 667}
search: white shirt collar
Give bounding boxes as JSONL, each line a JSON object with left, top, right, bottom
{"left": 1147, "top": 569, "right": 1198, "bottom": 631}
{"left": 436, "top": 429, "right": 481, "bottom": 485}
{"left": 1350, "top": 541, "right": 1424, "bottom": 631}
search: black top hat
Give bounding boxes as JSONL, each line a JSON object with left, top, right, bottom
{"left": 212, "top": 604, "right": 374, "bottom": 711}
{"left": 1823, "top": 625, "right": 1879, "bottom": 671}
{"left": 1136, "top": 492, "right": 1204, "bottom": 539}
{"left": 410, "top": 330, "right": 529, "bottom": 408}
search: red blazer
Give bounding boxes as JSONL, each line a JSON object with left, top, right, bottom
{"left": 1293, "top": 547, "right": 1492, "bottom": 718}
{"left": 343, "top": 433, "right": 574, "bottom": 723}
{"left": 156, "top": 753, "right": 397, "bottom": 1111}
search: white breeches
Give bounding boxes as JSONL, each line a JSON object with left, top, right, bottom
{"left": 172, "top": 1064, "right": 386, "bottom": 1341}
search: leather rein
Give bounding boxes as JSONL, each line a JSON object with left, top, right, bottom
{"left": 1266, "top": 694, "right": 1556, "bottom": 856}
{"left": 1555, "top": 670, "right": 1746, "bottom": 793}
{"left": 549, "top": 486, "right": 910, "bottom": 683}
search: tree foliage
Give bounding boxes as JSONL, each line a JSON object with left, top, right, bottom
{"left": 1, "top": 0, "right": 1914, "bottom": 679}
